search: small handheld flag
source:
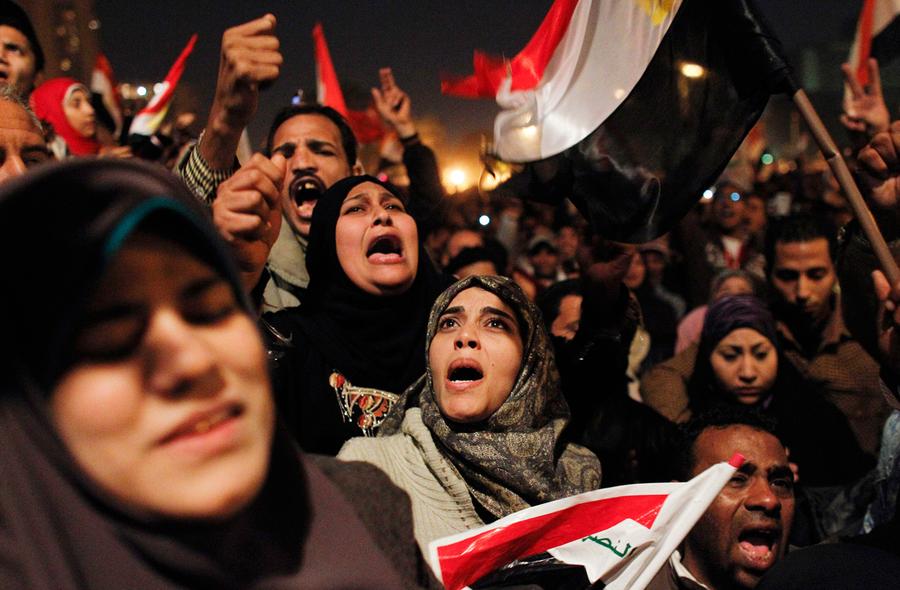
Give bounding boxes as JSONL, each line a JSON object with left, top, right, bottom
{"left": 848, "top": 0, "right": 900, "bottom": 86}
{"left": 128, "top": 34, "right": 198, "bottom": 139}
{"left": 312, "top": 23, "right": 385, "bottom": 144}
{"left": 429, "top": 455, "right": 744, "bottom": 590}
{"left": 90, "top": 52, "right": 123, "bottom": 138}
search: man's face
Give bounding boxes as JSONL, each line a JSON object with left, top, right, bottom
{"left": 742, "top": 196, "right": 767, "bottom": 235}
{"left": 713, "top": 186, "right": 746, "bottom": 233}
{"left": 270, "top": 114, "right": 353, "bottom": 239}
{"left": 0, "top": 99, "right": 50, "bottom": 183}
{"left": 770, "top": 239, "right": 835, "bottom": 329}
{"left": 0, "top": 26, "right": 37, "bottom": 96}
{"left": 683, "top": 425, "right": 795, "bottom": 590}
{"left": 530, "top": 246, "right": 559, "bottom": 279}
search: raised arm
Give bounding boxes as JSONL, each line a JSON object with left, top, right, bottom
{"left": 181, "top": 15, "right": 282, "bottom": 202}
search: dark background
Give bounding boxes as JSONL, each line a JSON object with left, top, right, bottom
{"left": 93, "top": 1, "right": 891, "bottom": 151}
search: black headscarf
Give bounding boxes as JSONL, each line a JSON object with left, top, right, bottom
{"left": 0, "top": 160, "right": 407, "bottom": 589}
{"left": 295, "top": 174, "right": 452, "bottom": 393}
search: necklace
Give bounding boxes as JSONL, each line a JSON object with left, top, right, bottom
{"left": 329, "top": 371, "right": 400, "bottom": 436}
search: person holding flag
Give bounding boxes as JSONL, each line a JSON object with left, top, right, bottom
{"left": 647, "top": 407, "right": 795, "bottom": 590}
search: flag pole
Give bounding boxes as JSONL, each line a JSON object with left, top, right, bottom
{"left": 792, "top": 88, "right": 900, "bottom": 285}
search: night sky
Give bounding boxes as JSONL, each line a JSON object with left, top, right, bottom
{"left": 93, "top": 1, "right": 864, "bottom": 148}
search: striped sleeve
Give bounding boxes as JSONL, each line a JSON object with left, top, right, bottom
{"left": 176, "top": 139, "right": 236, "bottom": 205}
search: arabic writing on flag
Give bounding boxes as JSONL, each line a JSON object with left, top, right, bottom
{"left": 444, "top": 0, "right": 792, "bottom": 243}
{"left": 429, "top": 455, "right": 744, "bottom": 590}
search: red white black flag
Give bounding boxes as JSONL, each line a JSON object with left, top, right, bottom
{"left": 445, "top": 0, "right": 792, "bottom": 242}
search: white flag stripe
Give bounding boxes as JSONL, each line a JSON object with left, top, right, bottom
{"left": 494, "top": 0, "right": 683, "bottom": 161}
{"left": 600, "top": 460, "right": 738, "bottom": 589}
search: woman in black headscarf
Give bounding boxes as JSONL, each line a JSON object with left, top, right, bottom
{"left": 0, "top": 159, "right": 432, "bottom": 589}
{"left": 686, "top": 294, "right": 872, "bottom": 486}
{"left": 339, "top": 275, "right": 602, "bottom": 551}
{"left": 265, "top": 175, "right": 452, "bottom": 455}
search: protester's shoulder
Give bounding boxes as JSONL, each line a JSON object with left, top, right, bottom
{"left": 309, "top": 455, "right": 439, "bottom": 589}
{"left": 338, "top": 428, "right": 416, "bottom": 467}
{"left": 312, "top": 454, "right": 405, "bottom": 500}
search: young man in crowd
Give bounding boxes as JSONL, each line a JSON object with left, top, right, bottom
{"left": 765, "top": 215, "right": 886, "bottom": 455}
{"left": 649, "top": 407, "right": 795, "bottom": 590}
{"left": 0, "top": 1, "right": 43, "bottom": 98}
{"left": 178, "top": 14, "right": 442, "bottom": 312}
{"left": 640, "top": 214, "right": 886, "bottom": 456}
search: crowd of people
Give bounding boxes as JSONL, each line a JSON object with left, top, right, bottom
{"left": 1, "top": 1, "right": 900, "bottom": 588}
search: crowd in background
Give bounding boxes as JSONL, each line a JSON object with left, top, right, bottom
{"left": 1, "top": 1, "right": 900, "bottom": 588}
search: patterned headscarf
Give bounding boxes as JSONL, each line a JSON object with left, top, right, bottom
{"left": 384, "top": 275, "right": 601, "bottom": 519}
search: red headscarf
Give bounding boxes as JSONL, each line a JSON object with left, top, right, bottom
{"left": 30, "top": 78, "right": 101, "bottom": 156}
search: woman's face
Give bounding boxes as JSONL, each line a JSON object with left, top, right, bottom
{"left": 709, "top": 328, "right": 778, "bottom": 405}
{"left": 50, "top": 233, "right": 274, "bottom": 520}
{"left": 429, "top": 287, "right": 523, "bottom": 423}
{"left": 335, "top": 181, "right": 418, "bottom": 295}
{"left": 63, "top": 87, "right": 96, "bottom": 138}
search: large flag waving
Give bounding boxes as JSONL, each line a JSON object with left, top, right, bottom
{"left": 128, "top": 34, "right": 197, "bottom": 138}
{"left": 444, "top": 0, "right": 792, "bottom": 242}
{"left": 848, "top": 0, "right": 900, "bottom": 85}
{"left": 312, "top": 23, "right": 384, "bottom": 145}
{"left": 429, "top": 455, "right": 744, "bottom": 590}
{"left": 90, "top": 52, "right": 123, "bottom": 138}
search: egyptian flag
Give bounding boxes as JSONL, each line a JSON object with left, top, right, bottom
{"left": 848, "top": 0, "right": 900, "bottom": 85}
{"left": 90, "top": 52, "right": 123, "bottom": 138}
{"left": 443, "top": 0, "right": 792, "bottom": 242}
{"left": 429, "top": 455, "right": 744, "bottom": 590}
{"left": 128, "top": 34, "right": 197, "bottom": 139}
{"left": 312, "top": 23, "right": 385, "bottom": 144}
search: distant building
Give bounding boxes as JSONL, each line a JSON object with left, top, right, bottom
{"left": 19, "top": 0, "right": 99, "bottom": 81}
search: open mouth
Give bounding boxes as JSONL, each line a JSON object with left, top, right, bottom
{"left": 289, "top": 176, "right": 325, "bottom": 207}
{"left": 366, "top": 234, "right": 404, "bottom": 262}
{"left": 448, "top": 359, "right": 484, "bottom": 383}
{"left": 737, "top": 527, "right": 779, "bottom": 566}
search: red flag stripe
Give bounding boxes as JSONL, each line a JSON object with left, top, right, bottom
{"left": 856, "top": 0, "right": 876, "bottom": 85}
{"left": 312, "top": 22, "right": 349, "bottom": 117}
{"left": 441, "top": 0, "right": 580, "bottom": 98}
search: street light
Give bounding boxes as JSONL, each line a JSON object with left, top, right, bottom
{"left": 445, "top": 168, "right": 468, "bottom": 193}
{"left": 680, "top": 62, "right": 705, "bottom": 79}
